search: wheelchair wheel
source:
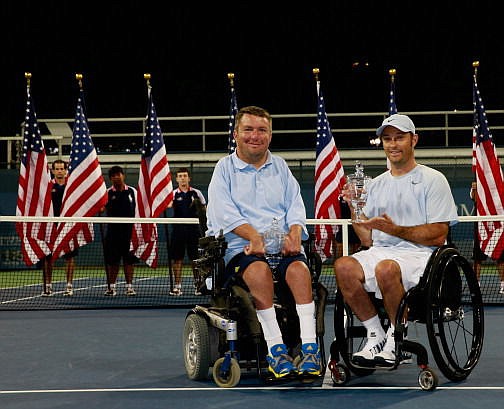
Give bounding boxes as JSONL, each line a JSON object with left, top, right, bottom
{"left": 333, "top": 292, "right": 376, "bottom": 377}
{"left": 212, "top": 357, "right": 241, "bottom": 388}
{"left": 425, "top": 247, "right": 484, "bottom": 382}
{"left": 183, "top": 313, "right": 211, "bottom": 380}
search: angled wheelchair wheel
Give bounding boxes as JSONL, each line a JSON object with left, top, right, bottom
{"left": 425, "top": 247, "right": 484, "bottom": 382}
{"left": 183, "top": 313, "right": 211, "bottom": 380}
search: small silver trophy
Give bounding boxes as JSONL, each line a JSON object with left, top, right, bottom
{"left": 262, "top": 217, "right": 285, "bottom": 269}
{"left": 346, "top": 161, "right": 372, "bottom": 223}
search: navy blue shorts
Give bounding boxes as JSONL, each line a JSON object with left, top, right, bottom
{"left": 224, "top": 252, "right": 308, "bottom": 284}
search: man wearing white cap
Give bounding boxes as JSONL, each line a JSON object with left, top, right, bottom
{"left": 334, "top": 114, "right": 458, "bottom": 367}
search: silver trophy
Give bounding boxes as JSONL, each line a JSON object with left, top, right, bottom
{"left": 262, "top": 217, "right": 285, "bottom": 269}
{"left": 346, "top": 161, "right": 372, "bottom": 223}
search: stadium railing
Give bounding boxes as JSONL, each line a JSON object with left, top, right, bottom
{"left": 1, "top": 215, "right": 503, "bottom": 310}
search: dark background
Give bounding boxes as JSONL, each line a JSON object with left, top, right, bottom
{"left": 1, "top": 0, "right": 502, "bottom": 137}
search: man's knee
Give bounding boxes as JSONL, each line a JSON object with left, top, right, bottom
{"left": 334, "top": 256, "right": 359, "bottom": 281}
{"left": 375, "top": 259, "right": 401, "bottom": 284}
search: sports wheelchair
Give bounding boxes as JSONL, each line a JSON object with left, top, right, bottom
{"left": 183, "top": 231, "right": 328, "bottom": 387}
{"left": 328, "top": 245, "right": 484, "bottom": 391}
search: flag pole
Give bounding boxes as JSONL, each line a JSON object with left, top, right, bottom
{"left": 227, "top": 72, "right": 234, "bottom": 88}
{"left": 472, "top": 61, "right": 480, "bottom": 241}
{"left": 472, "top": 61, "right": 479, "bottom": 185}
{"left": 389, "top": 68, "right": 396, "bottom": 85}
{"left": 312, "top": 67, "right": 320, "bottom": 93}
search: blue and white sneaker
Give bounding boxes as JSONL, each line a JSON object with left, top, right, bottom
{"left": 297, "top": 343, "right": 321, "bottom": 376}
{"left": 266, "top": 344, "right": 297, "bottom": 378}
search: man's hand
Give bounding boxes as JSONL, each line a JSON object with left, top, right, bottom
{"left": 244, "top": 234, "right": 265, "bottom": 256}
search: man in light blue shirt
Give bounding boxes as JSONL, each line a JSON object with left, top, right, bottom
{"left": 206, "top": 106, "right": 320, "bottom": 380}
{"left": 335, "top": 114, "right": 458, "bottom": 368}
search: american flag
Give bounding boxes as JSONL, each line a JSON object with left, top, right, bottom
{"left": 227, "top": 82, "right": 238, "bottom": 154}
{"left": 314, "top": 81, "right": 345, "bottom": 260}
{"left": 472, "top": 74, "right": 504, "bottom": 260}
{"left": 15, "top": 82, "right": 54, "bottom": 266}
{"left": 52, "top": 89, "right": 108, "bottom": 259}
{"left": 131, "top": 87, "right": 173, "bottom": 267}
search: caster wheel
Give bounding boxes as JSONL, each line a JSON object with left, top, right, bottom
{"left": 418, "top": 367, "right": 438, "bottom": 391}
{"left": 212, "top": 357, "right": 241, "bottom": 388}
{"left": 328, "top": 360, "right": 350, "bottom": 386}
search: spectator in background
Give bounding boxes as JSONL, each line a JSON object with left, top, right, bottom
{"left": 41, "top": 159, "right": 77, "bottom": 296}
{"left": 470, "top": 181, "right": 504, "bottom": 294}
{"left": 103, "top": 166, "right": 137, "bottom": 296}
{"left": 169, "top": 167, "right": 206, "bottom": 296}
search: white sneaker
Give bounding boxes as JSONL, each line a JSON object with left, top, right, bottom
{"left": 352, "top": 329, "right": 386, "bottom": 366}
{"left": 499, "top": 287, "right": 504, "bottom": 295}
{"left": 169, "top": 287, "right": 183, "bottom": 296}
{"left": 374, "top": 328, "right": 412, "bottom": 367}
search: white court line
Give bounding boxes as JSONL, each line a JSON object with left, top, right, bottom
{"left": 1, "top": 386, "right": 503, "bottom": 394}
{"left": 0, "top": 277, "right": 155, "bottom": 304}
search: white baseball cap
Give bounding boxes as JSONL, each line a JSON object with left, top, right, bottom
{"left": 376, "top": 114, "right": 415, "bottom": 136}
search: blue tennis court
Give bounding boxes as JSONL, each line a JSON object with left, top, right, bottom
{"left": 1, "top": 306, "right": 502, "bottom": 409}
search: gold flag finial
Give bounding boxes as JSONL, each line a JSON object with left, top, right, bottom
{"left": 227, "top": 72, "right": 235, "bottom": 88}
{"left": 144, "top": 73, "right": 152, "bottom": 88}
{"left": 312, "top": 68, "right": 320, "bottom": 81}
{"left": 472, "top": 61, "right": 480, "bottom": 78}
{"left": 75, "top": 73, "right": 83, "bottom": 89}
{"left": 25, "top": 72, "right": 32, "bottom": 88}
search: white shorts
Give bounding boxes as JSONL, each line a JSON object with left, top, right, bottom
{"left": 351, "top": 246, "right": 433, "bottom": 299}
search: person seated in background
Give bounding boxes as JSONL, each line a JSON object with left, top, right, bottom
{"left": 334, "top": 114, "right": 458, "bottom": 367}
{"left": 206, "top": 106, "right": 321, "bottom": 379}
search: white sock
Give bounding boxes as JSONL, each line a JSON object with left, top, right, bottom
{"left": 362, "top": 315, "right": 385, "bottom": 340}
{"left": 384, "top": 324, "right": 395, "bottom": 350}
{"left": 256, "top": 307, "right": 283, "bottom": 351}
{"left": 296, "top": 302, "right": 317, "bottom": 345}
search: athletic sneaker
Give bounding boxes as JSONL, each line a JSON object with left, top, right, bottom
{"left": 194, "top": 289, "right": 202, "bottom": 296}
{"left": 297, "top": 343, "right": 322, "bottom": 376}
{"left": 41, "top": 287, "right": 53, "bottom": 297}
{"left": 126, "top": 288, "right": 137, "bottom": 296}
{"left": 499, "top": 287, "right": 504, "bottom": 295}
{"left": 374, "top": 328, "right": 412, "bottom": 367}
{"left": 169, "top": 287, "right": 183, "bottom": 296}
{"left": 104, "top": 288, "right": 117, "bottom": 296}
{"left": 64, "top": 286, "right": 73, "bottom": 296}
{"left": 266, "top": 344, "right": 297, "bottom": 378}
{"left": 351, "top": 329, "right": 386, "bottom": 366}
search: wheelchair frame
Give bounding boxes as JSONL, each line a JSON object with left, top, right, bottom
{"left": 328, "top": 245, "right": 484, "bottom": 391}
{"left": 183, "top": 232, "right": 328, "bottom": 387}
